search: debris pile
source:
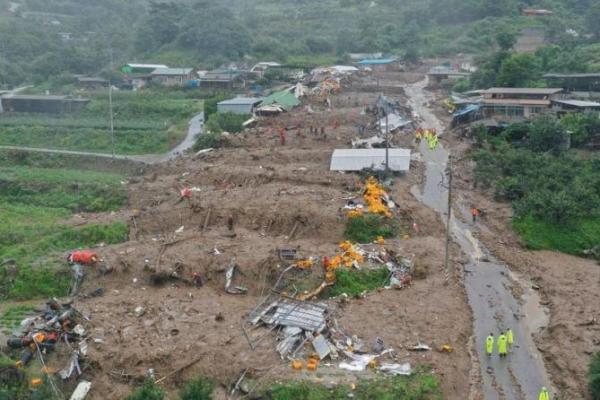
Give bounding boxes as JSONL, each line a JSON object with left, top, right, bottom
{"left": 5, "top": 299, "right": 92, "bottom": 397}
{"left": 326, "top": 241, "right": 365, "bottom": 270}
{"left": 343, "top": 177, "right": 397, "bottom": 218}
{"left": 245, "top": 298, "right": 412, "bottom": 377}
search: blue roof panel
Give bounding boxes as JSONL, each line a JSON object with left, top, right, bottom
{"left": 357, "top": 58, "right": 396, "bottom": 65}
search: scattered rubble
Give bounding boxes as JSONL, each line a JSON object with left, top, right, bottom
{"left": 25, "top": 67, "right": 476, "bottom": 399}
{"left": 4, "top": 299, "right": 92, "bottom": 399}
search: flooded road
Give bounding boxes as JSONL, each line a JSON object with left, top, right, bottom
{"left": 405, "top": 79, "right": 550, "bottom": 400}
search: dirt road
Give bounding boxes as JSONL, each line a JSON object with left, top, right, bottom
{"left": 0, "top": 112, "right": 204, "bottom": 163}
{"left": 405, "top": 78, "right": 551, "bottom": 400}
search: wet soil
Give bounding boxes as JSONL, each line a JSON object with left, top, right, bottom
{"left": 64, "top": 75, "right": 473, "bottom": 399}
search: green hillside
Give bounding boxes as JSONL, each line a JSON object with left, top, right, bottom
{"left": 0, "top": 0, "right": 598, "bottom": 87}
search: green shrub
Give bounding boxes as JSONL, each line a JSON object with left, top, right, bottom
{"left": 193, "top": 132, "right": 225, "bottom": 151}
{"left": 203, "top": 93, "right": 233, "bottom": 118}
{"left": 327, "top": 268, "right": 390, "bottom": 297}
{"left": 203, "top": 112, "right": 249, "bottom": 135}
{"left": 473, "top": 122, "right": 600, "bottom": 255}
{"left": 179, "top": 377, "right": 213, "bottom": 400}
{"left": 344, "top": 215, "right": 398, "bottom": 243}
{"left": 561, "top": 113, "right": 600, "bottom": 147}
{"left": 126, "top": 381, "right": 165, "bottom": 400}
{"left": 452, "top": 79, "right": 470, "bottom": 93}
{"left": 269, "top": 381, "right": 350, "bottom": 400}
{"left": 266, "top": 372, "right": 441, "bottom": 400}
{"left": 212, "top": 112, "right": 250, "bottom": 133}
{"left": 590, "top": 352, "right": 600, "bottom": 399}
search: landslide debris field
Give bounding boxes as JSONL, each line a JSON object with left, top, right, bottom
{"left": 4, "top": 69, "right": 597, "bottom": 400}
{"left": 41, "top": 72, "right": 473, "bottom": 399}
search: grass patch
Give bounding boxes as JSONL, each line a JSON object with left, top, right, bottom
{"left": 0, "top": 166, "right": 126, "bottom": 212}
{"left": 179, "top": 377, "right": 214, "bottom": 400}
{"left": 125, "top": 381, "right": 165, "bottom": 400}
{"left": 266, "top": 371, "right": 442, "bottom": 400}
{"left": 590, "top": 352, "right": 600, "bottom": 400}
{"left": 0, "top": 305, "right": 36, "bottom": 331}
{"left": 326, "top": 268, "right": 390, "bottom": 298}
{"left": 0, "top": 166, "right": 129, "bottom": 300}
{"left": 193, "top": 132, "right": 226, "bottom": 151}
{"left": 344, "top": 215, "right": 398, "bottom": 243}
{"left": 0, "top": 125, "right": 178, "bottom": 155}
{"left": 1, "top": 222, "right": 128, "bottom": 300}
{"left": 513, "top": 215, "right": 600, "bottom": 258}
{"left": 0, "top": 90, "right": 201, "bottom": 155}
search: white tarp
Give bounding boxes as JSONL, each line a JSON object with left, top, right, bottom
{"left": 330, "top": 149, "right": 411, "bottom": 172}
{"left": 69, "top": 381, "right": 92, "bottom": 400}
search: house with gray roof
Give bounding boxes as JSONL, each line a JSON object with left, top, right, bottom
{"left": 151, "top": 68, "right": 195, "bottom": 87}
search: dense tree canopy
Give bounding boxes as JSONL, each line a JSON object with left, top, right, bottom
{"left": 0, "top": 0, "right": 598, "bottom": 87}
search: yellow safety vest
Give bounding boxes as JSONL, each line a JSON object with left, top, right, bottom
{"left": 497, "top": 335, "right": 507, "bottom": 354}
{"left": 538, "top": 388, "right": 550, "bottom": 400}
{"left": 507, "top": 330, "right": 514, "bottom": 345}
{"left": 485, "top": 336, "right": 494, "bottom": 354}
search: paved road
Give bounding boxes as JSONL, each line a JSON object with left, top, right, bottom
{"left": 405, "top": 79, "right": 551, "bottom": 400}
{"left": 0, "top": 112, "right": 204, "bottom": 164}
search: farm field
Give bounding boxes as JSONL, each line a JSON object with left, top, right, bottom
{"left": 0, "top": 90, "right": 201, "bottom": 155}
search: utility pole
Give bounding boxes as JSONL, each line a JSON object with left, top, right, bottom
{"left": 108, "top": 48, "right": 116, "bottom": 159}
{"left": 385, "top": 111, "right": 389, "bottom": 173}
{"left": 443, "top": 154, "right": 453, "bottom": 283}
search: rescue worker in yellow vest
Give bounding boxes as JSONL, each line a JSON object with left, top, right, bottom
{"left": 429, "top": 135, "right": 439, "bottom": 150}
{"left": 538, "top": 386, "right": 550, "bottom": 400}
{"left": 497, "top": 332, "right": 508, "bottom": 357}
{"left": 506, "top": 328, "right": 514, "bottom": 349}
{"left": 485, "top": 333, "right": 494, "bottom": 357}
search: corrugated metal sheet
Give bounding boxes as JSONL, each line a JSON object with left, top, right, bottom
{"left": 552, "top": 99, "right": 600, "bottom": 108}
{"left": 482, "top": 87, "right": 562, "bottom": 95}
{"left": 260, "top": 90, "right": 300, "bottom": 111}
{"left": 377, "top": 113, "right": 412, "bottom": 131}
{"left": 330, "top": 149, "right": 411, "bottom": 172}
{"left": 260, "top": 300, "right": 328, "bottom": 332}
{"left": 453, "top": 104, "right": 480, "bottom": 117}
{"left": 151, "top": 68, "right": 193, "bottom": 76}
{"left": 126, "top": 63, "right": 168, "bottom": 69}
{"left": 357, "top": 58, "right": 396, "bottom": 65}
{"left": 544, "top": 73, "right": 600, "bottom": 79}
{"left": 218, "top": 97, "right": 262, "bottom": 114}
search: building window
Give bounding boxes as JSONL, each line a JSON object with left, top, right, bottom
{"left": 529, "top": 106, "right": 544, "bottom": 114}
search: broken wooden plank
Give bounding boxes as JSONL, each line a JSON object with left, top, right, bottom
{"left": 203, "top": 208, "right": 212, "bottom": 232}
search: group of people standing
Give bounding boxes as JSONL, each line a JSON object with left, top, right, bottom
{"left": 486, "top": 329, "right": 513, "bottom": 357}
{"left": 415, "top": 128, "right": 439, "bottom": 150}
{"left": 486, "top": 330, "right": 551, "bottom": 399}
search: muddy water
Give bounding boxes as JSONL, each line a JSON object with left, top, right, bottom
{"left": 406, "top": 79, "right": 551, "bottom": 400}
